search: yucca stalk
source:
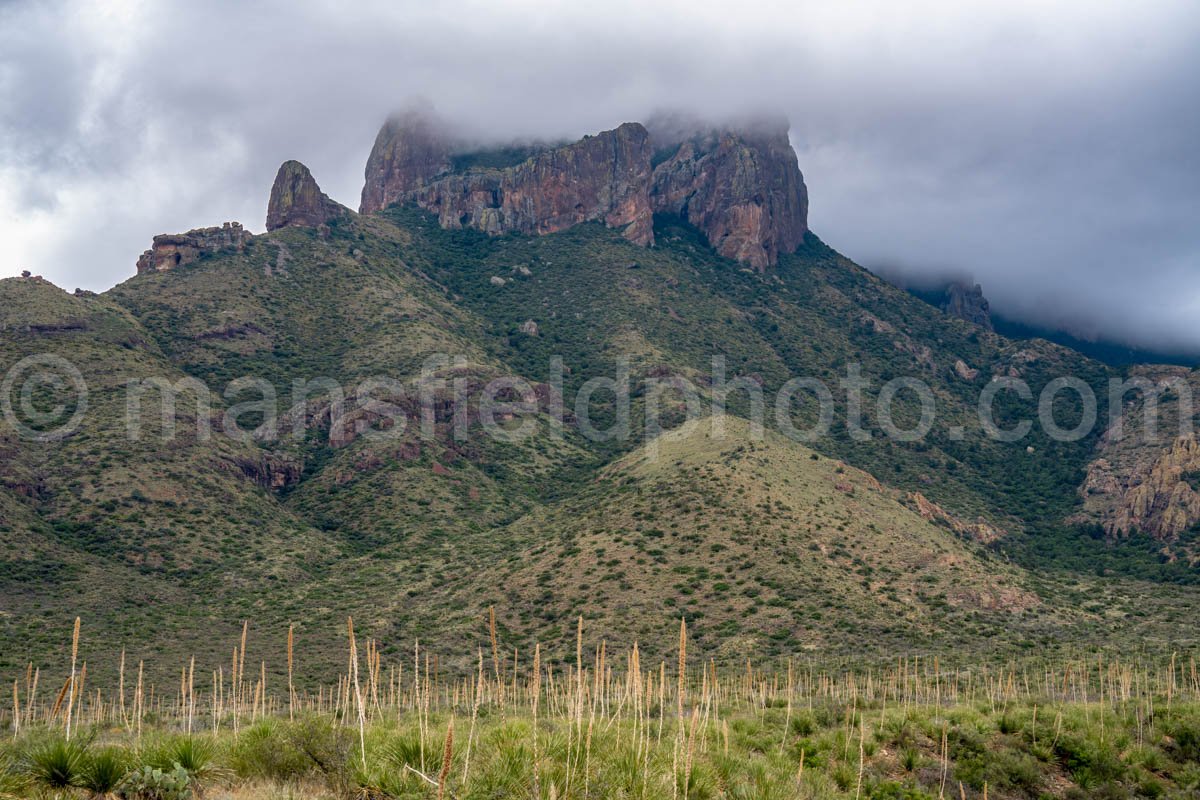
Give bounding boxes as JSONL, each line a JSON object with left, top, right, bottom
{"left": 65, "top": 617, "right": 80, "bottom": 739}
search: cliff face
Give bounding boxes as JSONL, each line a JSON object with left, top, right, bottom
{"left": 942, "top": 282, "right": 993, "bottom": 330}
{"left": 360, "top": 108, "right": 453, "bottom": 214}
{"left": 359, "top": 111, "right": 809, "bottom": 264}
{"left": 266, "top": 160, "right": 347, "bottom": 231}
{"left": 362, "top": 119, "right": 654, "bottom": 245}
{"left": 136, "top": 222, "right": 251, "bottom": 274}
{"left": 649, "top": 118, "right": 808, "bottom": 270}
{"left": 1071, "top": 367, "right": 1200, "bottom": 541}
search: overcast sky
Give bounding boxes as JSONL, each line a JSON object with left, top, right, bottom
{"left": 2, "top": 0, "right": 1198, "bottom": 354}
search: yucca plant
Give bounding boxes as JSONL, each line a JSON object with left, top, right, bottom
{"left": 81, "top": 747, "right": 130, "bottom": 798}
{"left": 0, "top": 751, "right": 30, "bottom": 800}
{"left": 25, "top": 735, "right": 90, "bottom": 791}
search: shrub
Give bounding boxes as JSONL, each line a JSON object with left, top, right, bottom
{"left": 227, "top": 721, "right": 310, "bottom": 783}
{"left": 83, "top": 747, "right": 131, "bottom": 796}
{"left": 24, "top": 736, "right": 89, "bottom": 791}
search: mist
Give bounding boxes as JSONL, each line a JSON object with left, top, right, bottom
{"left": 2, "top": 0, "right": 1197, "bottom": 355}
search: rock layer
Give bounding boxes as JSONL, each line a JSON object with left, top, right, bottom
{"left": 136, "top": 223, "right": 251, "bottom": 275}
{"left": 266, "top": 160, "right": 346, "bottom": 231}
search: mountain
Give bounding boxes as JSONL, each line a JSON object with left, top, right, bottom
{"left": 2, "top": 110, "right": 1197, "bottom": 675}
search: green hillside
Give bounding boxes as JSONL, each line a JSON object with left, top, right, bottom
{"left": 0, "top": 205, "right": 1196, "bottom": 678}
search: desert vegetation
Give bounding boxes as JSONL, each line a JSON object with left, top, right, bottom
{"left": 2, "top": 615, "right": 1199, "bottom": 799}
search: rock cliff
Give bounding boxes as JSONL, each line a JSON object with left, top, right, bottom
{"left": 360, "top": 108, "right": 453, "bottom": 214}
{"left": 362, "top": 118, "right": 654, "bottom": 245}
{"left": 942, "top": 282, "right": 993, "bottom": 330}
{"left": 649, "top": 117, "right": 809, "bottom": 270}
{"left": 266, "top": 160, "right": 347, "bottom": 231}
{"left": 135, "top": 222, "right": 251, "bottom": 274}
{"left": 1071, "top": 367, "right": 1200, "bottom": 541}
{"left": 359, "top": 110, "right": 811, "bottom": 264}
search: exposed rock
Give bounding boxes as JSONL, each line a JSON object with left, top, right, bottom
{"left": 1071, "top": 368, "right": 1200, "bottom": 541}
{"left": 490, "top": 276, "right": 507, "bottom": 287}
{"left": 417, "top": 124, "right": 653, "bottom": 245}
{"left": 519, "top": 319, "right": 540, "bottom": 336}
{"left": 909, "top": 491, "right": 1006, "bottom": 544}
{"left": 229, "top": 452, "right": 303, "bottom": 491}
{"left": 649, "top": 115, "right": 808, "bottom": 270}
{"left": 359, "top": 109, "right": 812, "bottom": 267}
{"left": 136, "top": 222, "right": 250, "bottom": 274}
{"left": 953, "top": 359, "right": 979, "bottom": 380}
{"left": 360, "top": 106, "right": 454, "bottom": 214}
{"left": 1080, "top": 435, "right": 1200, "bottom": 540}
{"left": 941, "top": 282, "right": 993, "bottom": 330}
{"left": 266, "top": 160, "right": 347, "bottom": 231}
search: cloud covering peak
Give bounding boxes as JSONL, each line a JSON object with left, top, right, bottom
{"left": 2, "top": 0, "right": 1197, "bottom": 353}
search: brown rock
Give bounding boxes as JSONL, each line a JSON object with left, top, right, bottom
{"left": 266, "top": 160, "right": 347, "bottom": 231}
{"left": 360, "top": 106, "right": 454, "bottom": 214}
{"left": 649, "top": 116, "right": 808, "bottom": 270}
{"left": 400, "top": 123, "right": 654, "bottom": 245}
{"left": 909, "top": 491, "right": 1006, "bottom": 544}
{"left": 953, "top": 359, "right": 979, "bottom": 380}
{"left": 1108, "top": 436, "right": 1200, "bottom": 539}
{"left": 136, "top": 222, "right": 251, "bottom": 274}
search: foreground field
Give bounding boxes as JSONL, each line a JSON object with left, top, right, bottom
{"left": 3, "top": 619, "right": 1200, "bottom": 799}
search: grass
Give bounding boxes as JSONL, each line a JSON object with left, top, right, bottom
{"left": 2, "top": 616, "right": 1200, "bottom": 799}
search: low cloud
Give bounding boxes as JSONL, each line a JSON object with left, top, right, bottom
{"left": 2, "top": 0, "right": 1197, "bottom": 354}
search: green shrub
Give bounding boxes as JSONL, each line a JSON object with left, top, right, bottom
{"left": 227, "top": 721, "right": 310, "bottom": 782}
{"left": 24, "top": 735, "right": 89, "bottom": 791}
{"left": 83, "top": 746, "right": 131, "bottom": 796}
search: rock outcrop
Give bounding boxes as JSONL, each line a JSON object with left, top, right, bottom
{"left": 649, "top": 116, "right": 808, "bottom": 270}
{"left": 941, "top": 282, "right": 993, "bottom": 330}
{"left": 362, "top": 117, "right": 654, "bottom": 245}
{"left": 358, "top": 109, "right": 811, "bottom": 264}
{"left": 136, "top": 222, "right": 251, "bottom": 274}
{"left": 360, "top": 108, "right": 453, "bottom": 214}
{"left": 1071, "top": 367, "right": 1200, "bottom": 541}
{"left": 908, "top": 491, "right": 1006, "bottom": 544}
{"left": 1079, "top": 435, "right": 1200, "bottom": 540}
{"left": 266, "top": 160, "right": 347, "bottom": 231}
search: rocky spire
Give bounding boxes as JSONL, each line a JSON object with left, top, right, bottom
{"left": 941, "top": 282, "right": 993, "bottom": 330}
{"left": 266, "top": 160, "right": 346, "bottom": 231}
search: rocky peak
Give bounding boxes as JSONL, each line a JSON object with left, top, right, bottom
{"left": 942, "top": 282, "right": 993, "bottom": 330}
{"left": 649, "top": 114, "right": 809, "bottom": 270}
{"left": 360, "top": 107, "right": 454, "bottom": 214}
{"left": 136, "top": 222, "right": 251, "bottom": 275}
{"left": 266, "top": 160, "right": 347, "bottom": 231}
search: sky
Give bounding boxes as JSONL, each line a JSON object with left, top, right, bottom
{"left": 2, "top": 0, "right": 1198, "bottom": 354}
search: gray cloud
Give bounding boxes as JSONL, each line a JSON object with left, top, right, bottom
{"left": 2, "top": 0, "right": 1197, "bottom": 354}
